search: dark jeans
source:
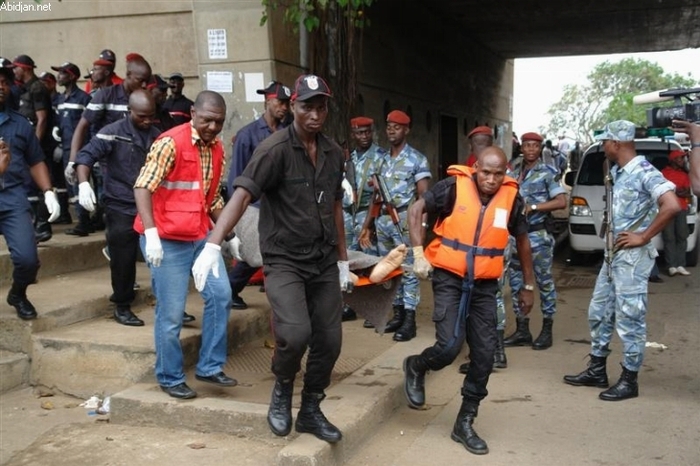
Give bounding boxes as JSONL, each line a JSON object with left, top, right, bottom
{"left": 420, "top": 268, "right": 498, "bottom": 406}
{"left": 662, "top": 211, "right": 688, "bottom": 268}
{"left": 264, "top": 261, "right": 342, "bottom": 393}
{"left": 0, "top": 204, "right": 39, "bottom": 286}
{"left": 105, "top": 208, "right": 138, "bottom": 307}
{"left": 228, "top": 260, "right": 260, "bottom": 296}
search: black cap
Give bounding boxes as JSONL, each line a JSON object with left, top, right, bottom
{"left": 291, "top": 74, "right": 331, "bottom": 102}
{"left": 148, "top": 74, "right": 169, "bottom": 91}
{"left": 168, "top": 72, "right": 184, "bottom": 81}
{"left": 39, "top": 71, "right": 56, "bottom": 82}
{"left": 256, "top": 80, "right": 291, "bottom": 100}
{"left": 51, "top": 62, "right": 81, "bottom": 80}
{"left": 99, "top": 49, "right": 116, "bottom": 64}
{"left": 13, "top": 54, "right": 36, "bottom": 69}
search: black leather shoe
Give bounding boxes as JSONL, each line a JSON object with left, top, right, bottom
{"left": 404, "top": 355, "right": 428, "bottom": 409}
{"left": 458, "top": 362, "right": 469, "bottom": 375}
{"left": 231, "top": 295, "right": 248, "bottom": 310}
{"left": 295, "top": 391, "right": 343, "bottom": 443}
{"left": 114, "top": 307, "right": 145, "bottom": 326}
{"left": 161, "top": 382, "right": 197, "bottom": 399}
{"left": 65, "top": 225, "right": 90, "bottom": 237}
{"left": 7, "top": 292, "right": 38, "bottom": 320}
{"left": 195, "top": 372, "right": 237, "bottom": 387}
{"left": 183, "top": 312, "right": 196, "bottom": 323}
{"left": 341, "top": 304, "right": 357, "bottom": 322}
{"left": 35, "top": 226, "right": 52, "bottom": 243}
{"left": 648, "top": 275, "right": 664, "bottom": 283}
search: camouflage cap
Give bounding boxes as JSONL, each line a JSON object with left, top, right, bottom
{"left": 595, "top": 120, "right": 636, "bottom": 142}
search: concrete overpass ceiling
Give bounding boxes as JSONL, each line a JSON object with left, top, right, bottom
{"left": 425, "top": 0, "right": 700, "bottom": 58}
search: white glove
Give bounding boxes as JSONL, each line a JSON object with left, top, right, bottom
{"left": 43, "top": 190, "right": 61, "bottom": 223}
{"left": 78, "top": 181, "right": 96, "bottom": 212}
{"left": 341, "top": 178, "right": 355, "bottom": 205}
{"left": 192, "top": 242, "right": 222, "bottom": 292}
{"left": 144, "top": 227, "right": 164, "bottom": 267}
{"left": 338, "top": 260, "right": 353, "bottom": 293}
{"left": 226, "top": 236, "right": 243, "bottom": 261}
{"left": 52, "top": 126, "right": 62, "bottom": 142}
{"left": 412, "top": 246, "right": 433, "bottom": 280}
{"left": 64, "top": 161, "right": 77, "bottom": 186}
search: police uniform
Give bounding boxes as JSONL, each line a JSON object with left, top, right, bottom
{"left": 76, "top": 116, "right": 161, "bottom": 321}
{"left": 343, "top": 135, "right": 386, "bottom": 252}
{"left": 375, "top": 140, "right": 431, "bottom": 311}
{"left": 505, "top": 138, "right": 565, "bottom": 348}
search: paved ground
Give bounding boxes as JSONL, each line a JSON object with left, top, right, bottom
{"left": 1, "top": 244, "right": 699, "bottom": 466}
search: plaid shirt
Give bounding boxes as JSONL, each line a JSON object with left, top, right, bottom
{"left": 134, "top": 124, "right": 225, "bottom": 212}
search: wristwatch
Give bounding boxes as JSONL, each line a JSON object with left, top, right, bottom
{"left": 530, "top": 204, "right": 538, "bottom": 211}
{"left": 523, "top": 284, "right": 535, "bottom": 291}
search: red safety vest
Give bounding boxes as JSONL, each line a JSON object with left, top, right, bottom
{"left": 134, "top": 123, "right": 223, "bottom": 241}
{"left": 425, "top": 165, "right": 518, "bottom": 279}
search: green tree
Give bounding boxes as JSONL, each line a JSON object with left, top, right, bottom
{"left": 260, "top": 0, "right": 375, "bottom": 144}
{"left": 545, "top": 58, "right": 697, "bottom": 144}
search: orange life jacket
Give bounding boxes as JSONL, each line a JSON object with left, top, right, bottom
{"left": 425, "top": 165, "right": 518, "bottom": 279}
{"left": 134, "top": 123, "right": 223, "bottom": 241}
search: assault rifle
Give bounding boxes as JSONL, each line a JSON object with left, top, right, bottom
{"left": 364, "top": 173, "right": 404, "bottom": 241}
{"left": 600, "top": 158, "right": 616, "bottom": 260}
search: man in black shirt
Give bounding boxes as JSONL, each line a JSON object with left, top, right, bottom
{"left": 163, "top": 73, "right": 193, "bottom": 126}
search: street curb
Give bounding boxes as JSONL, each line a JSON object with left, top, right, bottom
{"left": 275, "top": 336, "right": 432, "bottom": 466}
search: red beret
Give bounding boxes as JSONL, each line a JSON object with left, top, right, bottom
{"left": 93, "top": 59, "right": 113, "bottom": 67}
{"left": 387, "top": 110, "right": 410, "bottom": 126}
{"left": 350, "top": 116, "right": 374, "bottom": 128}
{"left": 467, "top": 125, "right": 493, "bottom": 139}
{"left": 521, "top": 132, "right": 543, "bottom": 142}
{"left": 125, "top": 53, "right": 144, "bottom": 62}
{"left": 669, "top": 149, "right": 686, "bottom": 160}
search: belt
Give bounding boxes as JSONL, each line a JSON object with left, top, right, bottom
{"left": 528, "top": 222, "right": 548, "bottom": 233}
{"left": 381, "top": 205, "right": 408, "bottom": 215}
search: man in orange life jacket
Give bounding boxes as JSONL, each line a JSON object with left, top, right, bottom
{"left": 403, "top": 146, "right": 535, "bottom": 456}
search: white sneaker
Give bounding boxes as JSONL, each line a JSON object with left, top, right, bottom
{"left": 676, "top": 266, "right": 691, "bottom": 276}
{"left": 668, "top": 267, "right": 678, "bottom": 276}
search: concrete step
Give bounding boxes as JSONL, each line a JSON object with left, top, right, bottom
{"left": 30, "top": 285, "right": 272, "bottom": 399}
{"left": 109, "top": 330, "right": 431, "bottom": 466}
{"left": 0, "top": 350, "right": 30, "bottom": 394}
{"left": 0, "top": 262, "right": 152, "bottom": 354}
{"left": 0, "top": 223, "right": 108, "bottom": 282}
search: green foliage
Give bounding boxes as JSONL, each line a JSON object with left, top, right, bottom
{"left": 260, "top": 0, "right": 373, "bottom": 32}
{"left": 545, "top": 58, "right": 697, "bottom": 144}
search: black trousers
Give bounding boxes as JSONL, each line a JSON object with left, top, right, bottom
{"left": 420, "top": 267, "right": 498, "bottom": 406}
{"left": 105, "top": 208, "right": 138, "bottom": 307}
{"left": 264, "top": 261, "right": 342, "bottom": 393}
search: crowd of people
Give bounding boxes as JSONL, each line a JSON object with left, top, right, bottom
{"left": 1, "top": 50, "right": 697, "bottom": 455}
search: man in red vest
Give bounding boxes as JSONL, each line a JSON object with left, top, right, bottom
{"left": 403, "top": 146, "right": 535, "bottom": 455}
{"left": 133, "top": 90, "right": 235, "bottom": 400}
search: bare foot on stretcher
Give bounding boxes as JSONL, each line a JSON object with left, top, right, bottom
{"left": 369, "top": 244, "right": 407, "bottom": 283}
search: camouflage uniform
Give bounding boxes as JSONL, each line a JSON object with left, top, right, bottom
{"left": 343, "top": 143, "right": 386, "bottom": 252}
{"left": 508, "top": 159, "right": 565, "bottom": 317}
{"left": 374, "top": 144, "right": 431, "bottom": 310}
{"left": 589, "top": 156, "right": 674, "bottom": 371}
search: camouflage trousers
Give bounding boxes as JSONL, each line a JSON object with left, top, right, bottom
{"left": 375, "top": 211, "right": 418, "bottom": 310}
{"left": 509, "top": 230, "right": 556, "bottom": 317}
{"left": 588, "top": 246, "right": 656, "bottom": 372}
{"left": 343, "top": 209, "right": 371, "bottom": 252}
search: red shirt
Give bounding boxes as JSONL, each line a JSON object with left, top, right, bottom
{"left": 465, "top": 153, "right": 477, "bottom": 167}
{"left": 661, "top": 165, "right": 690, "bottom": 210}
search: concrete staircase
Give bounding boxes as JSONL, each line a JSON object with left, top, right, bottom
{"left": 0, "top": 224, "right": 270, "bottom": 398}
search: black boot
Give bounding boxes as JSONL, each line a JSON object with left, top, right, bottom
{"left": 599, "top": 365, "right": 638, "bottom": 401}
{"left": 493, "top": 329, "right": 507, "bottom": 368}
{"left": 403, "top": 355, "right": 428, "bottom": 408}
{"left": 33, "top": 199, "right": 53, "bottom": 243}
{"left": 341, "top": 303, "right": 357, "bottom": 322}
{"left": 451, "top": 401, "right": 488, "bottom": 455}
{"left": 384, "top": 305, "right": 405, "bottom": 333}
{"left": 7, "top": 283, "right": 37, "bottom": 320}
{"left": 563, "top": 355, "right": 608, "bottom": 388}
{"left": 267, "top": 378, "right": 294, "bottom": 436}
{"left": 65, "top": 208, "right": 91, "bottom": 236}
{"left": 503, "top": 316, "right": 532, "bottom": 347}
{"left": 532, "top": 317, "right": 553, "bottom": 350}
{"left": 393, "top": 310, "right": 416, "bottom": 342}
{"left": 458, "top": 362, "right": 469, "bottom": 375}
{"left": 295, "top": 391, "right": 342, "bottom": 443}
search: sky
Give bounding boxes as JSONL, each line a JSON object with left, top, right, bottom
{"left": 512, "top": 48, "right": 700, "bottom": 139}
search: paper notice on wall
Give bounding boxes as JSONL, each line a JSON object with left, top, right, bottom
{"left": 245, "top": 73, "right": 265, "bottom": 102}
{"left": 208, "top": 29, "right": 227, "bottom": 59}
{"left": 206, "top": 71, "right": 233, "bottom": 93}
